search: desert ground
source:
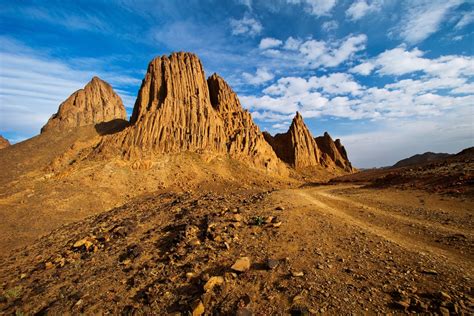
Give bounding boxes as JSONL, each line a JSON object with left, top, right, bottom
{"left": 0, "top": 177, "right": 472, "bottom": 314}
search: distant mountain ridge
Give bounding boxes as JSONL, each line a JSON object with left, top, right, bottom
{"left": 392, "top": 152, "right": 451, "bottom": 168}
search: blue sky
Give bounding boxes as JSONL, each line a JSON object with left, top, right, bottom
{"left": 0, "top": 0, "right": 473, "bottom": 167}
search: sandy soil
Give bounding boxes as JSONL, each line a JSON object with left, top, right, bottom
{"left": 1, "top": 184, "right": 472, "bottom": 314}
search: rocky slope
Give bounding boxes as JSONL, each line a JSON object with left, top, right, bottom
{"left": 97, "top": 53, "right": 286, "bottom": 174}
{"left": 263, "top": 112, "right": 320, "bottom": 169}
{"left": 0, "top": 135, "right": 10, "bottom": 149}
{"left": 41, "top": 77, "right": 126, "bottom": 133}
{"left": 315, "top": 132, "right": 354, "bottom": 172}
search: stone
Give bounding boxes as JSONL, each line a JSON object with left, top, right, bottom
{"left": 45, "top": 262, "right": 54, "bottom": 269}
{"left": 275, "top": 206, "right": 284, "bottom": 211}
{"left": 73, "top": 238, "right": 94, "bottom": 250}
{"left": 291, "top": 271, "right": 304, "bottom": 277}
{"left": 41, "top": 76, "right": 126, "bottom": 133}
{"left": 272, "top": 222, "right": 282, "bottom": 228}
{"left": 203, "top": 276, "right": 224, "bottom": 292}
{"left": 439, "top": 307, "right": 450, "bottom": 316}
{"left": 233, "top": 214, "right": 243, "bottom": 222}
{"left": 191, "top": 299, "right": 205, "bottom": 316}
{"left": 0, "top": 135, "right": 10, "bottom": 150}
{"left": 231, "top": 257, "right": 251, "bottom": 272}
{"left": 266, "top": 258, "right": 279, "bottom": 270}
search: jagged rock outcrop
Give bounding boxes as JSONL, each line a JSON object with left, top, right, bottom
{"left": 98, "top": 52, "right": 286, "bottom": 174}
{"left": 264, "top": 113, "right": 354, "bottom": 172}
{"left": 315, "top": 132, "right": 353, "bottom": 172}
{"left": 0, "top": 135, "right": 10, "bottom": 149}
{"left": 263, "top": 112, "right": 320, "bottom": 169}
{"left": 41, "top": 77, "right": 126, "bottom": 133}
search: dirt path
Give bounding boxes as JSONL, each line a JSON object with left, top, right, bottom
{"left": 278, "top": 185, "right": 473, "bottom": 274}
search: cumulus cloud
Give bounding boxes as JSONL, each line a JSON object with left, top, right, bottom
{"left": 286, "top": 0, "right": 337, "bottom": 17}
{"left": 230, "top": 14, "right": 263, "bottom": 37}
{"left": 351, "top": 46, "right": 474, "bottom": 78}
{"left": 321, "top": 20, "right": 338, "bottom": 32}
{"left": 259, "top": 37, "right": 283, "bottom": 49}
{"left": 259, "top": 34, "right": 367, "bottom": 69}
{"left": 397, "top": 0, "right": 463, "bottom": 44}
{"left": 345, "top": 0, "right": 381, "bottom": 21}
{"left": 242, "top": 68, "right": 274, "bottom": 85}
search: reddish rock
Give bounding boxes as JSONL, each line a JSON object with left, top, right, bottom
{"left": 98, "top": 53, "right": 287, "bottom": 174}
{"left": 41, "top": 77, "right": 126, "bottom": 133}
{"left": 315, "top": 132, "right": 354, "bottom": 172}
{"left": 0, "top": 135, "right": 10, "bottom": 149}
{"left": 263, "top": 112, "right": 320, "bottom": 169}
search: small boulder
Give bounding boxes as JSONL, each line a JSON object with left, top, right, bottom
{"left": 191, "top": 299, "right": 205, "bottom": 316}
{"left": 231, "top": 257, "right": 251, "bottom": 272}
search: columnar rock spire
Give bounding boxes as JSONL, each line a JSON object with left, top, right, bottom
{"left": 98, "top": 52, "right": 287, "bottom": 174}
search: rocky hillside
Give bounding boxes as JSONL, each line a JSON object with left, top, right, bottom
{"left": 392, "top": 152, "right": 451, "bottom": 169}
{"left": 0, "top": 135, "right": 10, "bottom": 149}
{"left": 41, "top": 77, "right": 126, "bottom": 133}
{"left": 264, "top": 112, "right": 354, "bottom": 172}
{"left": 96, "top": 53, "right": 287, "bottom": 174}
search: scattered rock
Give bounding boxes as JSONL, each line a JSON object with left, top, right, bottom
{"left": 272, "top": 222, "right": 282, "bottom": 228}
{"left": 233, "top": 214, "right": 243, "bottom": 222}
{"left": 266, "top": 258, "right": 279, "bottom": 270}
{"left": 275, "top": 206, "right": 284, "bottom": 211}
{"left": 291, "top": 271, "right": 304, "bottom": 277}
{"left": 191, "top": 299, "right": 205, "bottom": 316}
{"left": 203, "top": 276, "right": 224, "bottom": 292}
{"left": 231, "top": 257, "right": 251, "bottom": 272}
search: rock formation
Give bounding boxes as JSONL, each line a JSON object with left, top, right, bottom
{"left": 264, "top": 112, "right": 354, "bottom": 172}
{"left": 0, "top": 135, "right": 10, "bottom": 149}
{"left": 41, "top": 77, "right": 126, "bottom": 133}
{"left": 315, "top": 132, "right": 353, "bottom": 172}
{"left": 263, "top": 112, "right": 320, "bottom": 169}
{"left": 98, "top": 52, "right": 286, "bottom": 174}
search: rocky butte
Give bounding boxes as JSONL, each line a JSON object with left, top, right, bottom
{"left": 95, "top": 52, "right": 289, "bottom": 174}
{"left": 41, "top": 76, "right": 126, "bottom": 133}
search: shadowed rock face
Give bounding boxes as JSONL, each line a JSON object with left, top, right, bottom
{"left": 98, "top": 52, "right": 287, "bottom": 174}
{"left": 41, "top": 77, "right": 126, "bottom": 134}
{"left": 0, "top": 135, "right": 10, "bottom": 149}
{"left": 315, "top": 132, "right": 354, "bottom": 172}
{"left": 263, "top": 112, "right": 320, "bottom": 169}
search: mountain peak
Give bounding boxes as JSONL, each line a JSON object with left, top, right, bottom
{"left": 41, "top": 77, "right": 126, "bottom": 133}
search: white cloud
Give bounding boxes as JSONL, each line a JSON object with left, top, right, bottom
{"left": 299, "top": 34, "right": 367, "bottom": 68}
{"left": 287, "top": 0, "right": 337, "bottom": 17}
{"left": 350, "top": 61, "right": 375, "bottom": 75}
{"left": 397, "top": 0, "right": 463, "bottom": 44}
{"left": 345, "top": 0, "right": 381, "bottom": 21}
{"left": 455, "top": 11, "right": 474, "bottom": 29}
{"left": 259, "top": 37, "right": 283, "bottom": 49}
{"left": 230, "top": 14, "right": 262, "bottom": 37}
{"left": 322, "top": 20, "right": 338, "bottom": 32}
{"left": 283, "top": 36, "right": 302, "bottom": 50}
{"left": 351, "top": 46, "right": 474, "bottom": 79}
{"left": 242, "top": 68, "right": 274, "bottom": 85}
